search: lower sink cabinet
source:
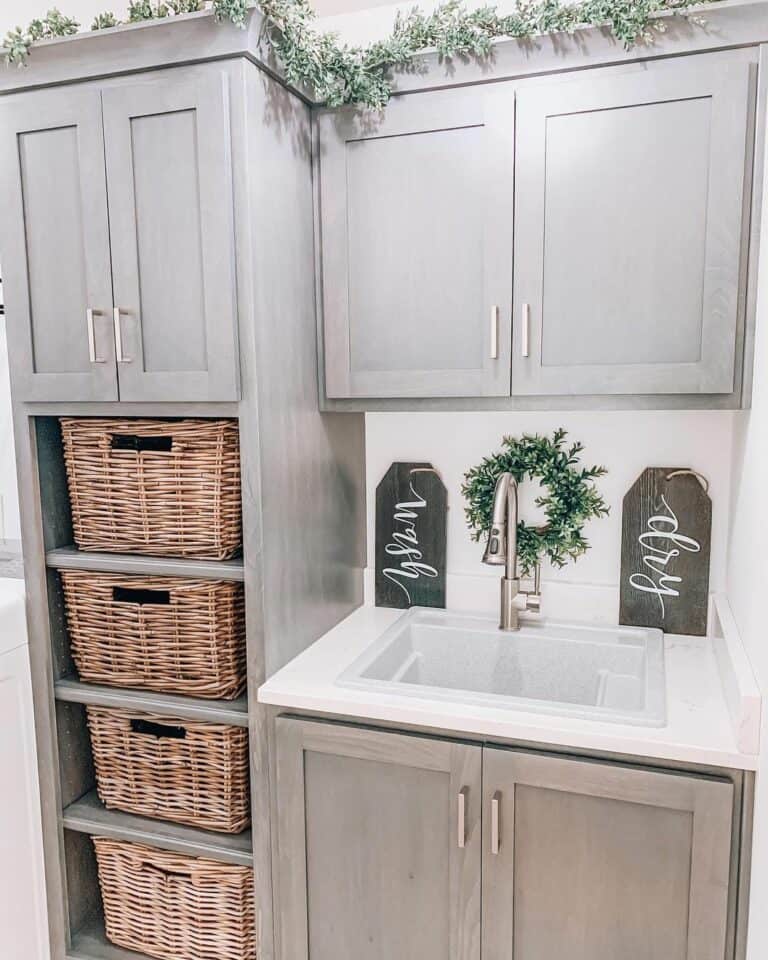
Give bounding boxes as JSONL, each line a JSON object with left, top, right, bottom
{"left": 274, "top": 718, "right": 735, "bottom": 960}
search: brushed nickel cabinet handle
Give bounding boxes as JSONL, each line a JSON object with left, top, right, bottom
{"left": 458, "top": 787, "right": 468, "bottom": 849}
{"left": 521, "top": 303, "right": 530, "bottom": 358}
{"left": 86, "top": 309, "right": 106, "bottom": 364}
{"left": 491, "top": 791, "right": 501, "bottom": 855}
{"left": 490, "top": 306, "right": 499, "bottom": 360}
{"left": 113, "top": 307, "right": 132, "bottom": 363}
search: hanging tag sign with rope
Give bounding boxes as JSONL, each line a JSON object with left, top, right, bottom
{"left": 619, "top": 467, "right": 712, "bottom": 636}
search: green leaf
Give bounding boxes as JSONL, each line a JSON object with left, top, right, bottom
{"left": 462, "top": 430, "right": 609, "bottom": 576}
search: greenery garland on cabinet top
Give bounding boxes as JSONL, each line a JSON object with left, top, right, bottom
{"left": 462, "top": 429, "right": 609, "bottom": 576}
{"left": 3, "top": 0, "right": 720, "bottom": 108}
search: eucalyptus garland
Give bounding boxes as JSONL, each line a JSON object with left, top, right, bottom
{"left": 462, "top": 429, "right": 609, "bottom": 576}
{"left": 3, "top": 0, "right": 719, "bottom": 108}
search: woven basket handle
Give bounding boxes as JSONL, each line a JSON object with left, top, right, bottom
{"left": 110, "top": 434, "right": 173, "bottom": 453}
{"left": 140, "top": 861, "right": 193, "bottom": 879}
{"left": 113, "top": 586, "right": 171, "bottom": 606}
{"left": 129, "top": 718, "right": 187, "bottom": 740}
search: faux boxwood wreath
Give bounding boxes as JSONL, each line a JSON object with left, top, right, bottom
{"left": 461, "top": 428, "right": 609, "bottom": 576}
{"left": 3, "top": 0, "right": 722, "bottom": 109}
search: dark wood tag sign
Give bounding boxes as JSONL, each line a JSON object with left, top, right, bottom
{"left": 375, "top": 462, "right": 447, "bottom": 609}
{"left": 620, "top": 468, "right": 712, "bottom": 636}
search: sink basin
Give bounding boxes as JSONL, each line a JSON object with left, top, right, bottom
{"left": 338, "top": 608, "right": 666, "bottom": 727}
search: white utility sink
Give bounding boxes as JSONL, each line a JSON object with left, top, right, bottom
{"left": 338, "top": 608, "right": 667, "bottom": 727}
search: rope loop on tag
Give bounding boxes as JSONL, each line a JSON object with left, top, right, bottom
{"left": 665, "top": 469, "right": 709, "bottom": 494}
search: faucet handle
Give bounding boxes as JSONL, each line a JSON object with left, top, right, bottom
{"left": 520, "top": 563, "right": 542, "bottom": 612}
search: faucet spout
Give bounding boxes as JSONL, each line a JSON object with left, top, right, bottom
{"left": 481, "top": 472, "right": 542, "bottom": 631}
{"left": 504, "top": 479, "right": 518, "bottom": 583}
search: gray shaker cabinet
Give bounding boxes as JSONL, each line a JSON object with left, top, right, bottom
{"left": 274, "top": 717, "right": 482, "bottom": 960}
{"left": 513, "top": 53, "right": 753, "bottom": 396}
{"left": 0, "top": 67, "right": 239, "bottom": 403}
{"left": 275, "top": 719, "right": 735, "bottom": 960}
{"left": 0, "top": 87, "right": 118, "bottom": 402}
{"left": 482, "top": 748, "right": 734, "bottom": 960}
{"left": 318, "top": 51, "right": 756, "bottom": 403}
{"left": 102, "top": 71, "right": 239, "bottom": 402}
{"left": 318, "top": 86, "right": 515, "bottom": 399}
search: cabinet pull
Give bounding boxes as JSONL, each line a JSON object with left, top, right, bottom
{"left": 491, "top": 791, "right": 501, "bottom": 855}
{"left": 113, "top": 307, "right": 132, "bottom": 363}
{"left": 457, "top": 787, "right": 468, "bottom": 849}
{"left": 490, "top": 306, "right": 499, "bottom": 360}
{"left": 521, "top": 303, "right": 530, "bottom": 358}
{"left": 86, "top": 309, "right": 106, "bottom": 364}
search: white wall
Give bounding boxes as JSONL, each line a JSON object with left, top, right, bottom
{"left": 316, "top": 0, "right": 516, "bottom": 43}
{"left": 1, "top": 1, "right": 131, "bottom": 32}
{"left": 726, "top": 112, "right": 768, "bottom": 958}
{"left": 366, "top": 410, "right": 736, "bottom": 618}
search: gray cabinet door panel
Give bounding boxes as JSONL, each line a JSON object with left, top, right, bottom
{"left": 102, "top": 69, "right": 239, "bottom": 401}
{"left": 275, "top": 717, "right": 482, "bottom": 960}
{"left": 0, "top": 88, "right": 117, "bottom": 401}
{"left": 513, "top": 53, "right": 753, "bottom": 395}
{"left": 319, "top": 86, "right": 515, "bottom": 398}
{"left": 482, "top": 748, "right": 733, "bottom": 960}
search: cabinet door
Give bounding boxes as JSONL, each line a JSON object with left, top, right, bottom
{"left": 482, "top": 748, "right": 733, "bottom": 960}
{"left": 275, "top": 717, "right": 482, "bottom": 960}
{"left": 513, "top": 53, "right": 753, "bottom": 395}
{"left": 102, "top": 70, "right": 239, "bottom": 402}
{"left": 319, "top": 86, "right": 514, "bottom": 398}
{"left": 0, "top": 88, "right": 117, "bottom": 401}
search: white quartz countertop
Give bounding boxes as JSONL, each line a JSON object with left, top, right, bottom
{"left": 258, "top": 602, "right": 761, "bottom": 771}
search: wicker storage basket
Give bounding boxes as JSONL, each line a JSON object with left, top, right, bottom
{"left": 60, "top": 418, "right": 242, "bottom": 560}
{"left": 87, "top": 706, "right": 250, "bottom": 833}
{"left": 94, "top": 837, "right": 256, "bottom": 960}
{"left": 61, "top": 569, "right": 246, "bottom": 699}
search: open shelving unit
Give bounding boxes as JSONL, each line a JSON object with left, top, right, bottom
{"left": 63, "top": 791, "right": 254, "bottom": 867}
{"left": 33, "top": 415, "right": 258, "bottom": 960}
{"left": 68, "top": 921, "right": 149, "bottom": 960}
{"left": 53, "top": 678, "right": 249, "bottom": 726}
{"left": 46, "top": 546, "right": 246, "bottom": 581}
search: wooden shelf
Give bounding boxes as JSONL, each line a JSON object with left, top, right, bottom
{"left": 54, "top": 678, "right": 249, "bottom": 727}
{"left": 63, "top": 790, "right": 253, "bottom": 866}
{"left": 68, "top": 920, "right": 150, "bottom": 960}
{"left": 46, "top": 545, "right": 245, "bottom": 581}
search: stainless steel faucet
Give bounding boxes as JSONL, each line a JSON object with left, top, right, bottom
{"left": 481, "top": 472, "right": 542, "bottom": 631}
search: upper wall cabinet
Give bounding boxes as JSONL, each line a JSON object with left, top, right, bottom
{"left": 0, "top": 67, "right": 239, "bottom": 403}
{"left": 102, "top": 73, "right": 238, "bottom": 402}
{"left": 318, "top": 86, "right": 516, "bottom": 399}
{"left": 0, "top": 88, "right": 117, "bottom": 402}
{"left": 513, "top": 53, "right": 753, "bottom": 396}
{"left": 318, "top": 50, "right": 757, "bottom": 403}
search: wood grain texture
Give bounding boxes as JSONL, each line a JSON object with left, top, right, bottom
{"left": 482, "top": 747, "right": 733, "bottom": 960}
{"left": 620, "top": 467, "right": 712, "bottom": 636}
{"left": 0, "top": 86, "right": 117, "bottom": 402}
{"left": 275, "top": 718, "right": 481, "bottom": 960}
{"left": 320, "top": 84, "right": 515, "bottom": 399}
{"left": 513, "top": 50, "right": 754, "bottom": 397}
{"left": 63, "top": 789, "right": 254, "bottom": 866}
{"left": 235, "top": 59, "right": 366, "bottom": 960}
{"left": 375, "top": 462, "right": 447, "bottom": 609}
{"left": 102, "top": 66, "right": 240, "bottom": 402}
{"left": 46, "top": 546, "right": 245, "bottom": 582}
{"left": 54, "top": 677, "right": 248, "bottom": 727}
